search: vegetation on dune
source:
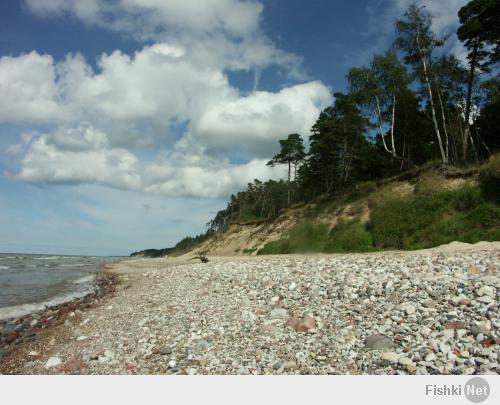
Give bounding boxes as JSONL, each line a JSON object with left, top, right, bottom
{"left": 132, "top": 1, "right": 500, "bottom": 258}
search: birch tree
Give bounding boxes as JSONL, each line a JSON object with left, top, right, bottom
{"left": 395, "top": 5, "right": 448, "bottom": 163}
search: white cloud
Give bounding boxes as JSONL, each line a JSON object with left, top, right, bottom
{"left": 0, "top": 52, "right": 62, "bottom": 123}
{"left": 15, "top": 125, "right": 287, "bottom": 198}
{"left": 24, "top": 0, "right": 263, "bottom": 39}
{"left": 193, "top": 81, "right": 331, "bottom": 156}
{"left": 5, "top": 1, "right": 331, "bottom": 199}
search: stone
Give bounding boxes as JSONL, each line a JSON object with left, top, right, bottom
{"left": 364, "top": 334, "right": 395, "bottom": 350}
{"left": 104, "top": 350, "right": 115, "bottom": 359}
{"left": 298, "top": 316, "right": 316, "bottom": 332}
{"left": 477, "top": 286, "right": 494, "bottom": 297}
{"left": 159, "top": 347, "right": 172, "bottom": 356}
{"left": 259, "top": 324, "right": 280, "bottom": 334}
{"left": 45, "top": 357, "right": 62, "bottom": 369}
{"left": 425, "top": 353, "right": 436, "bottom": 362}
{"left": 241, "top": 310, "right": 257, "bottom": 323}
{"left": 270, "top": 308, "right": 287, "bottom": 319}
{"left": 289, "top": 282, "right": 297, "bottom": 291}
{"left": 76, "top": 335, "right": 88, "bottom": 341}
{"left": 420, "top": 326, "right": 431, "bottom": 337}
{"left": 470, "top": 323, "right": 490, "bottom": 336}
{"left": 283, "top": 361, "right": 298, "bottom": 371}
{"left": 28, "top": 351, "right": 39, "bottom": 357}
{"left": 398, "top": 356, "right": 414, "bottom": 366}
{"left": 477, "top": 295, "right": 494, "bottom": 304}
{"left": 444, "top": 322, "right": 468, "bottom": 330}
{"left": 380, "top": 352, "right": 399, "bottom": 363}
{"left": 30, "top": 319, "right": 38, "bottom": 327}
{"left": 285, "top": 316, "right": 316, "bottom": 332}
{"left": 59, "top": 358, "right": 84, "bottom": 374}
{"left": 468, "top": 266, "right": 480, "bottom": 275}
{"left": 422, "top": 299, "right": 437, "bottom": 308}
{"left": 399, "top": 302, "right": 416, "bottom": 315}
{"left": 168, "top": 360, "right": 177, "bottom": 368}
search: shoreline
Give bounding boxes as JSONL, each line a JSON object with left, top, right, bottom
{"left": 0, "top": 243, "right": 498, "bottom": 375}
{"left": 0, "top": 271, "right": 118, "bottom": 366}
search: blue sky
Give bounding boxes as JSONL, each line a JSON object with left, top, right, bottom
{"left": 0, "top": 0, "right": 467, "bottom": 256}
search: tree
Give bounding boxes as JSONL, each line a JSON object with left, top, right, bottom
{"left": 348, "top": 51, "right": 411, "bottom": 163}
{"left": 457, "top": 0, "right": 500, "bottom": 161}
{"left": 395, "top": 5, "right": 448, "bottom": 163}
{"left": 267, "top": 133, "right": 305, "bottom": 206}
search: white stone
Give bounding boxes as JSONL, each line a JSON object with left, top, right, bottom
{"left": 168, "top": 360, "right": 177, "bottom": 368}
{"left": 398, "top": 356, "right": 414, "bottom": 366}
{"left": 477, "top": 286, "right": 494, "bottom": 297}
{"left": 425, "top": 353, "right": 436, "bottom": 362}
{"left": 28, "top": 351, "right": 39, "bottom": 357}
{"left": 45, "top": 357, "right": 62, "bottom": 369}
{"left": 104, "top": 350, "right": 115, "bottom": 359}
{"left": 269, "top": 308, "right": 287, "bottom": 319}
{"left": 380, "top": 352, "right": 399, "bottom": 363}
{"left": 241, "top": 310, "right": 257, "bottom": 323}
{"left": 76, "top": 336, "right": 88, "bottom": 341}
{"left": 477, "top": 295, "right": 494, "bottom": 304}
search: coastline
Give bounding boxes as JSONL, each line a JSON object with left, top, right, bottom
{"left": 0, "top": 243, "right": 498, "bottom": 375}
{"left": 0, "top": 270, "right": 119, "bottom": 370}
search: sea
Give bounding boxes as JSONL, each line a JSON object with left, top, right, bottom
{"left": 0, "top": 253, "right": 120, "bottom": 320}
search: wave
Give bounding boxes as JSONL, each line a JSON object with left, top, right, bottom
{"left": 0, "top": 266, "right": 9, "bottom": 270}
{"left": 33, "top": 256, "right": 62, "bottom": 260}
{"left": 0, "top": 286, "right": 95, "bottom": 321}
{"left": 72, "top": 274, "right": 95, "bottom": 284}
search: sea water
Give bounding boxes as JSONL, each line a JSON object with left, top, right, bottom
{"left": 0, "top": 253, "right": 119, "bottom": 320}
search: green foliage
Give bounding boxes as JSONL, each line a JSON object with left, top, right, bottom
{"left": 258, "top": 221, "right": 330, "bottom": 254}
{"left": 325, "top": 220, "right": 375, "bottom": 253}
{"left": 479, "top": 153, "right": 500, "bottom": 200}
{"left": 371, "top": 186, "right": 498, "bottom": 249}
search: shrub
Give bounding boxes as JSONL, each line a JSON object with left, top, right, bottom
{"left": 371, "top": 185, "right": 499, "bottom": 250}
{"left": 325, "top": 220, "right": 375, "bottom": 252}
{"left": 479, "top": 153, "right": 500, "bottom": 201}
{"left": 258, "top": 221, "right": 329, "bottom": 254}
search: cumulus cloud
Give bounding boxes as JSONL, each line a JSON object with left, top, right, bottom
{"left": 15, "top": 125, "right": 287, "bottom": 198}
{"left": 4, "top": 0, "right": 332, "bottom": 198}
{"left": 193, "top": 81, "right": 331, "bottom": 156}
{"left": 0, "top": 52, "right": 62, "bottom": 123}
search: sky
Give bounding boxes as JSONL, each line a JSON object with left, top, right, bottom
{"left": 0, "top": 0, "right": 468, "bottom": 256}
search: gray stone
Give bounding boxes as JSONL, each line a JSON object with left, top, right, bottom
{"left": 269, "top": 308, "right": 287, "bottom": 319}
{"left": 364, "top": 334, "right": 395, "bottom": 350}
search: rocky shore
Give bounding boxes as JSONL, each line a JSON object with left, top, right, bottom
{"left": 0, "top": 273, "right": 117, "bottom": 363}
{"left": 0, "top": 244, "right": 498, "bottom": 375}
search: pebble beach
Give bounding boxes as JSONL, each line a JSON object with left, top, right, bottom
{"left": 0, "top": 243, "right": 498, "bottom": 375}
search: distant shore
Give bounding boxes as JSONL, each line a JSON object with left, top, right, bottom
{"left": 0, "top": 242, "right": 498, "bottom": 375}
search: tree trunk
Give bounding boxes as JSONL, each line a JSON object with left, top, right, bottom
{"left": 463, "top": 41, "right": 479, "bottom": 162}
{"left": 390, "top": 93, "right": 397, "bottom": 157}
{"left": 287, "top": 160, "right": 291, "bottom": 207}
{"left": 417, "top": 33, "right": 447, "bottom": 163}
{"left": 436, "top": 85, "right": 449, "bottom": 163}
{"left": 375, "top": 96, "right": 392, "bottom": 154}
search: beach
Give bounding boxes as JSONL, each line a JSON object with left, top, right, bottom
{"left": 0, "top": 243, "right": 498, "bottom": 375}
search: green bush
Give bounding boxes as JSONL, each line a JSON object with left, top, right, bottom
{"left": 479, "top": 153, "right": 500, "bottom": 201}
{"left": 258, "top": 221, "right": 330, "bottom": 254}
{"left": 325, "top": 220, "right": 375, "bottom": 252}
{"left": 371, "top": 186, "right": 499, "bottom": 249}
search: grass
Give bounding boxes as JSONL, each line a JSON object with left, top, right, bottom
{"left": 479, "top": 153, "right": 500, "bottom": 201}
{"left": 258, "top": 182, "right": 500, "bottom": 255}
{"left": 257, "top": 219, "right": 375, "bottom": 255}
{"left": 371, "top": 185, "right": 500, "bottom": 249}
